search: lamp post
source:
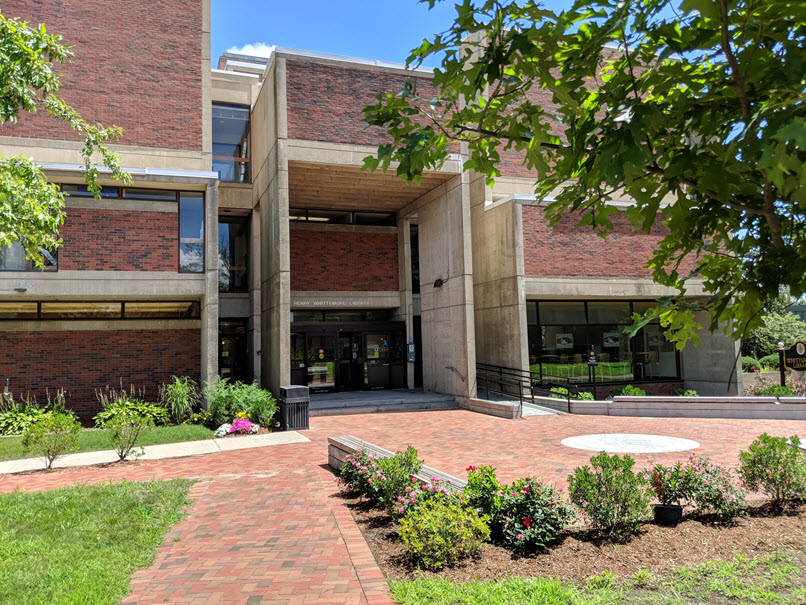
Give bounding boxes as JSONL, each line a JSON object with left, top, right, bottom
{"left": 778, "top": 341, "right": 786, "bottom": 387}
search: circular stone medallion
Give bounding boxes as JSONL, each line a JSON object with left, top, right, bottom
{"left": 561, "top": 433, "right": 700, "bottom": 454}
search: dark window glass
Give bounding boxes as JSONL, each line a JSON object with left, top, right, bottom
{"left": 539, "top": 301, "right": 586, "bottom": 325}
{"left": 410, "top": 224, "right": 420, "bottom": 294}
{"left": 218, "top": 219, "right": 249, "bottom": 293}
{"left": 635, "top": 324, "right": 677, "bottom": 379}
{"left": 212, "top": 104, "right": 251, "bottom": 183}
{"left": 124, "top": 301, "right": 200, "bottom": 319}
{"left": 305, "top": 210, "right": 351, "bottom": 223}
{"left": 179, "top": 193, "right": 205, "bottom": 273}
{"left": 527, "top": 301, "right": 538, "bottom": 325}
{"left": 0, "top": 242, "right": 57, "bottom": 272}
{"left": 587, "top": 301, "right": 631, "bottom": 324}
{"left": 290, "top": 311, "right": 324, "bottom": 322}
{"left": 61, "top": 184, "right": 119, "bottom": 198}
{"left": 41, "top": 302, "right": 122, "bottom": 319}
{"left": 355, "top": 212, "right": 395, "bottom": 226}
{"left": 0, "top": 302, "right": 38, "bottom": 319}
{"left": 632, "top": 301, "right": 661, "bottom": 323}
{"left": 122, "top": 188, "right": 177, "bottom": 201}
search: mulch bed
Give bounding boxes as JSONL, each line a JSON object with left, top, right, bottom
{"left": 346, "top": 496, "right": 806, "bottom": 582}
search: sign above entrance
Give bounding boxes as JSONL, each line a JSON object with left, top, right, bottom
{"left": 294, "top": 299, "right": 372, "bottom": 308}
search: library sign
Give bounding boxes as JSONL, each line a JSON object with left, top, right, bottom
{"left": 784, "top": 341, "right": 806, "bottom": 370}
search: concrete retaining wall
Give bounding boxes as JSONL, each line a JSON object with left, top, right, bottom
{"left": 570, "top": 395, "right": 806, "bottom": 420}
{"left": 462, "top": 398, "right": 522, "bottom": 419}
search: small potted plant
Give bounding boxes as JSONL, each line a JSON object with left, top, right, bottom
{"left": 645, "top": 462, "right": 692, "bottom": 525}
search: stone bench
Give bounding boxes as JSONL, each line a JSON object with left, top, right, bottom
{"left": 328, "top": 435, "right": 466, "bottom": 493}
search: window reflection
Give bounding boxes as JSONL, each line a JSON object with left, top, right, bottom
{"left": 179, "top": 193, "right": 204, "bottom": 273}
{"left": 212, "top": 104, "right": 250, "bottom": 183}
{"left": 218, "top": 219, "right": 249, "bottom": 292}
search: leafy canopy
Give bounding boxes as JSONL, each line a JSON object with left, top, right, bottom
{"left": 0, "top": 13, "right": 129, "bottom": 265}
{"left": 362, "top": 0, "right": 806, "bottom": 347}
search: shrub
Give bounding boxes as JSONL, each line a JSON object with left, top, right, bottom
{"left": 549, "top": 387, "right": 595, "bottom": 401}
{"left": 0, "top": 388, "right": 66, "bottom": 436}
{"left": 759, "top": 353, "right": 780, "bottom": 370}
{"left": 498, "top": 477, "right": 573, "bottom": 550}
{"left": 107, "top": 414, "right": 154, "bottom": 461}
{"left": 745, "top": 374, "right": 806, "bottom": 397}
{"left": 21, "top": 412, "right": 81, "bottom": 469}
{"left": 742, "top": 356, "right": 760, "bottom": 373}
{"left": 392, "top": 476, "right": 454, "bottom": 519}
{"left": 762, "top": 385, "right": 797, "bottom": 397}
{"left": 337, "top": 449, "right": 383, "bottom": 500}
{"left": 203, "top": 377, "right": 277, "bottom": 427}
{"left": 465, "top": 465, "right": 502, "bottom": 522}
{"left": 159, "top": 376, "right": 200, "bottom": 424}
{"left": 568, "top": 452, "right": 650, "bottom": 536}
{"left": 620, "top": 384, "right": 647, "bottom": 396}
{"left": 686, "top": 455, "right": 746, "bottom": 521}
{"left": 398, "top": 498, "right": 490, "bottom": 570}
{"left": 375, "top": 446, "right": 424, "bottom": 514}
{"left": 643, "top": 462, "right": 694, "bottom": 505}
{"left": 673, "top": 388, "right": 699, "bottom": 397}
{"left": 93, "top": 397, "right": 168, "bottom": 428}
{"left": 738, "top": 434, "right": 806, "bottom": 508}
{"left": 185, "top": 408, "right": 213, "bottom": 426}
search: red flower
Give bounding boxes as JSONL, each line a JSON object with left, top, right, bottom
{"left": 523, "top": 487, "right": 529, "bottom": 492}
{"left": 523, "top": 517, "right": 532, "bottom": 529}
{"left": 466, "top": 466, "right": 477, "bottom": 472}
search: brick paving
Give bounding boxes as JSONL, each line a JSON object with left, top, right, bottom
{"left": 3, "top": 409, "right": 806, "bottom": 603}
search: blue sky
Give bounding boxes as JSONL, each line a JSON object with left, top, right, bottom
{"left": 211, "top": 0, "right": 572, "bottom": 66}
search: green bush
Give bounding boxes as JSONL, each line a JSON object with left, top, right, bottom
{"left": 686, "top": 455, "right": 746, "bottom": 521}
{"left": 465, "top": 465, "right": 502, "bottom": 526}
{"left": 759, "top": 353, "right": 780, "bottom": 370}
{"left": 673, "top": 388, "right": 699, "bottom": 397}
{"left": 21, "top": 413, "right": 81, "bottom": 469}
{"left": 568, "top": 452, "right": 650, "bottom": 536}
{"left": 497, "top": 477, "right": 573, "bottom": 550}
{"left": 742, "top": 356, "right": 760, "bottom": 373}
{"left": 738, "top": 434, "right": 806, "bottom": 508}
{"left": 398, "top": 498, "right": 490, "bottom": 570}
{"left": 549, "top": 387, "right": 595, "bottom": 401}
{"left": 93, "top": 397, "right": 168, "bottom": 428}
{"left": 762, "top": 385, "right": 797, "bottom": 397}
{"left": 375, "top": 446, "right": 424, "bottom": 514}
{"left": 107, "top": 415, "right": 154, "bottom": 461}
{"left": 337, "top": 448, "right": 383, "bottom": 501}
{"left": 644, "top": 461, "right": 695, "bottom": 505}
{"left": 202, "top": 377, "right": 277, "bottom": 427}
{"left": 0, "top": 389, "right": 67, "bottom": 436}
{"left": 620, "top": 384, "right": 647, "bottom": 396}
{"left": 159, "top": 376, "right": 200, "bottom": 424}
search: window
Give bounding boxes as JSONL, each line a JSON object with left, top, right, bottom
{"left": 218, "top": 218, "right": 249, "bottom": 292}
{"left": 0, "top": 301, "right": 201, "bottom": 320}
{"left": 0, "top": 241, "right": 58, "bottom": 272}
{"left": 179, "top": 193, "right": 205, "bottom": 273}
{"left": 124, "top": 301, "right": 200, "bottom": 318}
{"left": 527, "top": 300, "right": 679, "bottom": 383}
{"left": 289, "top": 208, "right": 395, "bottom": 225}
{"left": 0, "top": 302, "right": 38, "bottom": 319}
{"left": 41, "top": 302, "right": 122, "bottom": 319}
{"left": 61, "top": 184, "right": 119, "bottom": 198}
{"left": 212, "top": 104, "right": 251, "bottom": 183}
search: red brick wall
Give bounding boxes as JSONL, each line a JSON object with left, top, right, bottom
{"left": 522, "top": 206, "right": 696, "bottom": 278}
{"left": 0, "top": 328, "right": 201, "bottom": 422}
{"left": 290, "top": 228, "right": 399, "bottom": 291}
{"left": 0, "top": 0, "right": 203, "bottom": 151}
{"left": 286, "top": 60, "right": 441, "bottom": 148}
{"left": 60, "top": 208, "right": 178, "bottom": 271}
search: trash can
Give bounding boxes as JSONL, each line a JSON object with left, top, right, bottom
{"left": 279, "top": 385, "right": 310, "bottom": 431}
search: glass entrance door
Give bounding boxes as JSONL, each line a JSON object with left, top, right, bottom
{"left": 337, "top": 332, "right": 364, "bottom": 390}
{"left": 307, "top": 334, "right": 336, "bottom": 390}
{"left": 219, "top": 320, "right": 251, "bottom": 383}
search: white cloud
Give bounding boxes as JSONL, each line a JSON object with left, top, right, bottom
{"left": 225, "top": 43, "right": 276, "bottom": 58}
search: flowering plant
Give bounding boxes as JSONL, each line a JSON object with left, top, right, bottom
{"left": 393, "top": 476, "right": 456, "bottom": 519}
{"left": 337, "top": 449, "right": 384, "bottom": 501}
{"left": 464, "top": 465, "right": 502, "bottom": 521}
{"left": 498, "top": 477, "right": 573, "bottom": 550}
{"left": 686, "top": 455, "right": 745, "bottom": 521}
{"left": 644, "top": 462, "right": 694, "bottom": 505}
{"left": 229, "top": 417, "right": 257, "bottom": 434}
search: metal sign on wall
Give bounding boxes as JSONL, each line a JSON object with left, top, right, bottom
{"left": 784, "top": 341, "right": 806, "bottom": 370}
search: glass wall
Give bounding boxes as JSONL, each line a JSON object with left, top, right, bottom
{"left": 218, "top": 218, "right": 249, "bottom": 292}
{"left": 527, "top": 300, "right": 679, "bottom": 383}
{"left": 179, "top": 193, "right": 204, "bottom": 273}
{"left": 212, "top": 104, "right": 250, "bottom": 183}
{"left": 0, "top": 301, "right": 200, "bottom": 320}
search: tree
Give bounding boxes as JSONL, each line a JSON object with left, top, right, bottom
{"left": 742, "top": 311, "right": 806, "bottom": 359}
{"left": 362, "top": 0, "right": 806, "bottom": 349}
{"left": 0, "top": 13, "right": 129, "bottom": 266}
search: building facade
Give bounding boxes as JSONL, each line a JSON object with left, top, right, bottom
{"left": 0, "top": 1, "right": 741, "bottom": 420}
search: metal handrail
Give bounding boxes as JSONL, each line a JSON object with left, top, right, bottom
{"left": 476, "top": 362, "right": 587, "bottom": 413}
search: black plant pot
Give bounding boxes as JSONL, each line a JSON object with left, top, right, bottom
{"left": 654, "top": 504, "right": 683, "bottom": 526}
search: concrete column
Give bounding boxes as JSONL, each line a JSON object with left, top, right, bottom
{"left": 681, "top": 312, "right": 743, "bottom": 395}
{"left": 417, "top": 173, "right": 476, "bottom": 399}
{"left": 201, "top": 181, "right": 219, "bottom": 396}
{"left": 249, "top": 205, "right": 262, "bottom": 385}
{"left": 397, "top": 216, "right": 415, "bottom": 389}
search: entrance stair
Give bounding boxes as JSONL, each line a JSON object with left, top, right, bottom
{"left": 309, "top": 389, "right": 458, "bottom": 416}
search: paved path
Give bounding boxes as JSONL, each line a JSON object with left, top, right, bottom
{"left": 3, "top": 409, "right": 806, "bottom": 603}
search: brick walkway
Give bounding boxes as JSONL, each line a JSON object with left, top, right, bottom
{"left": 3, "top": 409, "right": 806, "bottom": 603}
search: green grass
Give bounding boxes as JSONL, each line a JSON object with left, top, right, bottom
{"left": 0, "top": 479, "right": 194, "bottom": 604}
{"left": 531, "top": 362, "right": 634, "bottom": 382}
{"left": 0, "top": 424, "right": 212, "bottom": 462}
{"left": 390, "top": 551, "right": 806, "bottom": 604}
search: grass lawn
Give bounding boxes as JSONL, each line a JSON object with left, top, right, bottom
{"left": 0, "top": 479, "right": 194, "bottom": 604}
{"left": 391, "top": 550, "right": 806, "bottom": 604}
{"left": 0, "top": 424, "right": 212, "bottom": 462}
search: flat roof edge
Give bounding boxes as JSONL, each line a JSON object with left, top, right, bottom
{"left": 39, "top": 163, "right": 219, "bottom": 182}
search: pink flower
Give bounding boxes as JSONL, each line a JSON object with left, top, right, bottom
{"left": 517, "top": 533, "right": 524, "bottom": 540}
{"left": 398, "top": 507, "right": 405, "bottom": 514}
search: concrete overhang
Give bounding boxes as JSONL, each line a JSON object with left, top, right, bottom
{"left": 288, "top": 160, "right": 455, "bottom": 212}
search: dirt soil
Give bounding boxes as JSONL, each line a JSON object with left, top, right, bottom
{"left": 347, "top": 497, "right": 806, "bottom": 582}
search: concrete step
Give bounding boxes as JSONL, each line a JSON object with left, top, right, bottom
{"left": 310, "top": 398, "right": 459, "bottom": 417}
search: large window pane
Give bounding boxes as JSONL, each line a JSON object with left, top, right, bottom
{"left": 588, "top": 302, "right": 631, "bottom": 324}
{"left": 538, "top": 302, "right": 586, "bottom": 325}
{"left": 633, "top": 301, "right": 661, "bottom": 323}
{"left": 218, "top": 219, "right": 249, "bottom": 293}
{"left": 0, "top": 302, "right": 38, "bottom": 319}
{"left": 212, "top": 104, "right": 250, "bottom": 183}
{"left": 179, "top": 193, "right": 204, "bottom": 273}
{"left": 124, "top": 301, "right": 200, "bottom": 318}
{"left": 41, "top": 302, "right": 122, "bottom": 319}
{"left": 0, "top": 242, "right": 27, "bottom": 271}
{"left": 635, "top": 324, "right": 678, "bottom": 379}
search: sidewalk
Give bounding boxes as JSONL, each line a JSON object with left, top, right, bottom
{"left": 0, "top": 431, "right": 310, "bottom": 474}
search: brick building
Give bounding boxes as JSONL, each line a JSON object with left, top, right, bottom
{"left": 0, "top": 1, "right": 741, "bottom": 419}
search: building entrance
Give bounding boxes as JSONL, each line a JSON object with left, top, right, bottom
{"left": 290, "top": 311, "right": 406, "bottom": 392}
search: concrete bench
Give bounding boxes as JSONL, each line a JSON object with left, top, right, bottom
{"left": 328, "top": 435, "right": 466, "bottom": 492}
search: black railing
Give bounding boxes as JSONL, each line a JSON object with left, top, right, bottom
{"left": 476, "top": 362, "right": 586, "bottom": 413}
